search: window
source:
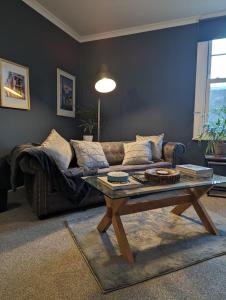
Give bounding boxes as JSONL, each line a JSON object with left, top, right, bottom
{"left": 193, "top": 38, "right": 226, "bottom": 138}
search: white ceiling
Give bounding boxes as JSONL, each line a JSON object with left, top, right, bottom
{"left": 23, "top": 0, "right": 226, "bottom": 42}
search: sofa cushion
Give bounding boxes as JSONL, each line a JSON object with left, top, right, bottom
{"left": 100, "top": 141, "right": 125, "bottom": 165}
{"left": 97, "top": 161, "right": 172, "bottom": 174}
{"left": 122, "top": 140, "right": 152, "bottom": 165}
{"left": 136, "top": 134, "right": 164, "bottom": 161}
{"left": 42, "top": 129, "right": 73, "bottom": 171}
{"left": 71, "top": 140, "right": 109, "bottom": 169}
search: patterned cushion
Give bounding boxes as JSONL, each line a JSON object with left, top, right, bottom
{"left": 136, "top": 133, "right": 164, "bottom": 161}
{"left": 42, "top": 129, "right": 73, "bottom": 171}
{"left": 71, "top": 140, "right": 109, "bottom": 169}
{"left": 122, "top": 141, "right": 152, "bottom": 166}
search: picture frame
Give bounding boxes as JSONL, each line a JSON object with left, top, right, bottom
{"left": 57, "top": 68, "right": 76, "bottom": 118}
{"left": 0, "top": 59, "right": 30, "bottom": 110}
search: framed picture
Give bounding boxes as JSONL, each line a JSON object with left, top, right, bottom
{"left": 0, "top": 59, "right": 30, "bottom": 110}
{"left": 57, "top": 68, "right": 76, "bottom": 118}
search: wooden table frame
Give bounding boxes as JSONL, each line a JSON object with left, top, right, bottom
{"left": 97, "top": 185, "right": 219, "bottom": 264}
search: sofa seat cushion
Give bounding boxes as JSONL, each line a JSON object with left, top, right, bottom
{"left": 97, "top": 161, "right": 172, "bottom": 175}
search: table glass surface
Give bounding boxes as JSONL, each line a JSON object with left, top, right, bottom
{"left": 83, "top": 173, "right": 226, "bottom": 200}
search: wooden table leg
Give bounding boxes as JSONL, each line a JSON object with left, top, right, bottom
{"left": 112, "top": 213, "right": 134, "bottom": 263}
{"left": 171, "top": 203, "right": 191, "bottom": 215}
{"left": 171, "top": 186, "right": 209, "bottom": 216}
{"left": 192, "top": 198, "right": 219, "bottom": 235}
{"left": 97, "top": 196, "right": 115, "bottom": 232}
{"left": 97, "top": 207, "right": 112, "bottom": 233}
{"left": 97, "top": 196, "right": 134, "bottom": 263}
{"left": 171, "top": 186, "right": 219, "bottom": 235}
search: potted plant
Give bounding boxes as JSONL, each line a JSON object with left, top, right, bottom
{"left": 79, "top": 119, "right": 96, "bottom": 141}
{"left": 76, "top": 107, "right": 97, "bottom": 141}
{"left": 198, "top": 106, "right": 226, "bottom": 155}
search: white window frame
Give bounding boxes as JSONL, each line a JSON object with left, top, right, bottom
{"left": 193, "top": 41, "right": 209, "bottom": 139}
{"left": 193, "top": 39, "right": 226, "bottom": 139}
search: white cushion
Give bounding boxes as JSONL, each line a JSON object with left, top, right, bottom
{"left": 71, "top": 140, "right": 109, "bottom": 169}
{"left": 136, "top": 133, "right": 164, "bottom": 161}
{"left": 122, "top": 141, "right": 152, "bottom": 166}
{"left": 42, "top": 129, "right": 73, "bottom": 170}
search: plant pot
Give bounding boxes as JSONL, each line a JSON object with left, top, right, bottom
{"left": 214, "top": 142, "right": 226, "bottom": 156}
{"left": 83, "top": 135, "right": 93, "bottom": 142}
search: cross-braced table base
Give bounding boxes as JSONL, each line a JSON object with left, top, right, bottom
{"left": 97, "top": 186, "right": 219, "bottom": 264}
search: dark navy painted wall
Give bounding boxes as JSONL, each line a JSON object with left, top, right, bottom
{"left": 199, "top": 16, "right": 226, "bottom": 42}
{"left": 79, "top": 24, "right": 201, "bottom": 163}
{"left": 79, "top": 17, "right": 226, "bottom": 165}
{"left": 0, "top": 0, "right": 80, "bottom": 156}
{"left": 1, "top": 0, "right": 225, "bottom": 165}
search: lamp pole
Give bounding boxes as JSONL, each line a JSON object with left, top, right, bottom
{"left": 94, "top": 68, "right": 116, "bottom": 142}
{"left": 97, "top": 97, "right": 101, "bottom": 142}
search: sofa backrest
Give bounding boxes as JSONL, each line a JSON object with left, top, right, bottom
{"left": 101, "top": 140, "right": 167, "bottom": 166}
{"left": 100, "top": 141, "right": 125, "bottom": 165}
{"left": 69, "top": 140, "right": 167, "bottom": 167}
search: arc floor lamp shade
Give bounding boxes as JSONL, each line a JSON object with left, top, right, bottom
{"left": 95, "top": 66, "right": 116, "bottom": 93}
{"left": 94, "top": 67, "right": 116, "bottom": 141}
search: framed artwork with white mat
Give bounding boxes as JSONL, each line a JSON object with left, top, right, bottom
{"left": 57, "top": 68, "right": 76, "bottom": 118}
{"left": 0, "top": 59, "right": 30, "bottom": 110}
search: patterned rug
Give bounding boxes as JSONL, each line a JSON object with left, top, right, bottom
{"left": 66, "top": 205, "right": 226, "bottom": 293}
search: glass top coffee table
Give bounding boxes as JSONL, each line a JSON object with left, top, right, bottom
{"left": 83, "top": 174, "right": 226, "bottom": 263}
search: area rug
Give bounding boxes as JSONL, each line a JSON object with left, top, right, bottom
{"left": 66, "top": 205, "right": 226, "bottom": 293}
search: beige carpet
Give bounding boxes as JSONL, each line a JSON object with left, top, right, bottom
{"left": 1, "top": 189, "right": 226, "bottom": 300}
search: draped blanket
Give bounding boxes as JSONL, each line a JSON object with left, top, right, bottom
{"left": 0, "top": 144, "right": 101, "bottom": 206}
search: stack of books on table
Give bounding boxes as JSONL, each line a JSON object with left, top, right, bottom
{"left": 176, "top": 164, "right": 213, "bottom": 178}
{"left": 97, "top": 176, "right": 142, "bottom": 190}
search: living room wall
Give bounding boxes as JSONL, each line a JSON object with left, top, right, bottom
{"left": 79, "top": 16, "right": 226, "bottom": 165}
{"left": 0, "top": 0, "right": 80, "bottom": 156}
{"left": 79, "top": 24, "right": 199, "bottom": 163}
{"left": 1, "top": 1, "right": 225, "bottom": 166}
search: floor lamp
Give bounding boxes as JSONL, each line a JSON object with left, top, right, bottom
{"left": 94, "top": 70, "right": 116, "bottom": 141}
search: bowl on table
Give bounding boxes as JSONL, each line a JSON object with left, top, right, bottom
{"left": 144, "top": 168, "right": 180, "bottom": 184}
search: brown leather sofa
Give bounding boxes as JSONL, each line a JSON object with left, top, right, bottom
{"left": 20, "top": 141, "right": 185, "bottom": 218}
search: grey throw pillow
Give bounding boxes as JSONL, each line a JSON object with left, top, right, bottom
{"left": 122, "top": 140, "right": 152, "bottom": 165}
{"left": 42, "top": 129, "right": 73, "bottom": 171}
{"left": 136, "top": 133, "right": 164, "bottom": 161}
{"left": 71, "top": 140, "right": 109, "bottom": 169}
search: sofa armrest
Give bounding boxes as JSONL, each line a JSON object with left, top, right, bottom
{"left": 163, "top": 142, "right": 186, "bottom": 167}
{"left": 19, "top": 156, "right": 43, "bottom": 174}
